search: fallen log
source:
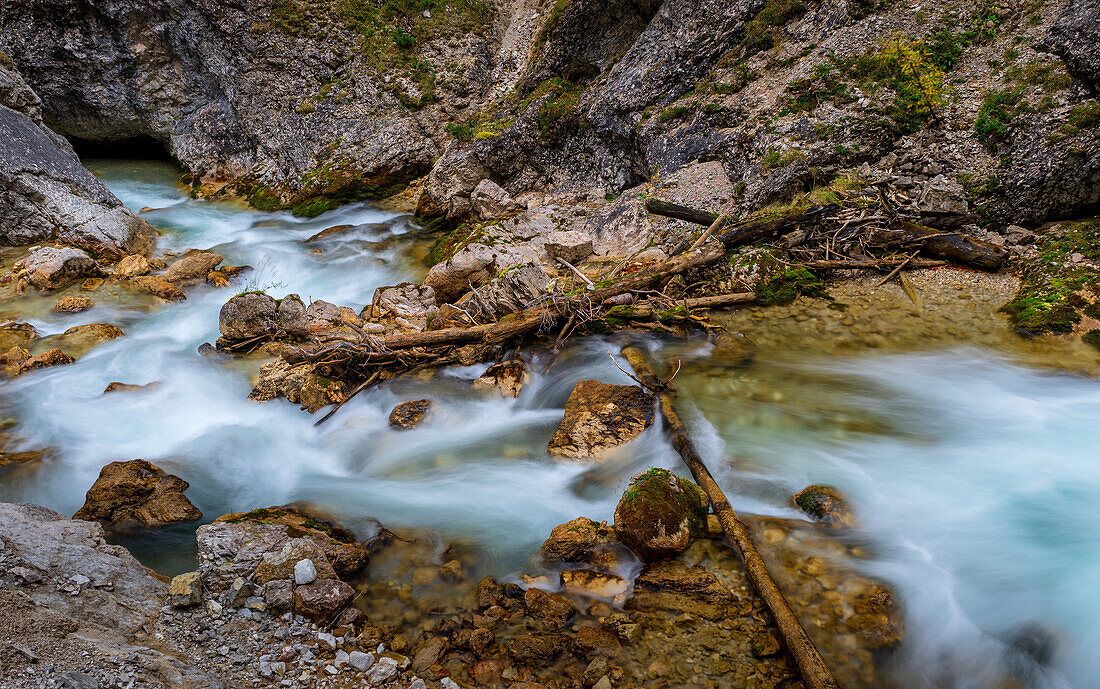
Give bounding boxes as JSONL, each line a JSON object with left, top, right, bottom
{"left": 802, "top": 258, "right": 947, "bottom": 270}
{"left": 613, "top": 292, "right": 756, "bottom": 318}
{"left": 621, "top": 345, "right": 841, "bottom": 689}
{"left": 644, "top": 198, "right": 719, "bottom": 226}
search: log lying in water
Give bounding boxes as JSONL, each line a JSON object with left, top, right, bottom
{"left": 621, "top": 345, "right": 841, "bottom": 689}
{"left": 646, "top": 198, "right": 1006, "bottom": 271}
{"left": 613, "top": 292, "right": 756, "bottom": 319}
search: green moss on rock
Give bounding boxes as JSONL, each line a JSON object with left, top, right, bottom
{"left": 614, "top": 468, "right": 709, "bottom": 562}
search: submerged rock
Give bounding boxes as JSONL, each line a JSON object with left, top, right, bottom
{"left": 539, "top": 517, "right": 623, "bottom": 571}
{"left": 626, "top": 560, "right": 736, "bottom": 621}
{"left": 15, "top": 246, "right": 101, "bottom": 290}
{"left": 547, "top": 381, "right": 654, "bottom": 460}
{"left": 614, "top": 468, "right": 709, "bottom": 562}
{"left": 17, "top": 347, "right": 74, "bottom": 374}
{"left": 0, "top": 320, "right": 37, "bottom": 350}
{"left": 389, "top": 399, "right": 432, "bottom": 429}
{"left": 130, "top": 275, "right": 186, "bottom": 301}
{"left": 53, "top": 295, "right": 93, "bottom": 313}
{"left": 73, "top": 459, "right": 202, "bottom": 527}
{"left": 472, "top": 359, "right": 529, "bottom": 397}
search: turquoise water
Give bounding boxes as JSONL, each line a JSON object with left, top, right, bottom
{"left": 0, "top": 161, "right": 1097, "bottom": 688}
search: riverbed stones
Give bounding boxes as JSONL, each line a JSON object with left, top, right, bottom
{"left": 131, "top": 275, "right": 186, "bottom": 301}
{"left": 389, "top": 399, "right": 432, "bottom": 429}
{"left": 212, "top": 505, "right": 370, "bottom": 579}
{"left": 626, "top": 560, "right": 735, "bottom": 621}
{"left": 792, "top": 484, "right": 852, "bottom": 525}
{"left": 169, "top": 571, "right": 203, "bottom": 608}
{"left": 162, "top": 251, "right": 223, "bottom": 283}
{"left": 614, "top": 469, "right": 708, "bottom": 562}
{"left": 53, "top": 295, "right": 93, "bottom": 312}
{"left": 547, "top": 381, "right": 654, "bottom": 460}
{"left": 114, "top": 254, "right": 151, "bottom": 278}
{"left": 472, "top": 359, "right": 529, "bottom": 397}
{"left": 539, "top": 517, "right": 622, "bottom": 571}
{"left": 17, "top": 347, "right": 74, "bottom": 374}
{"left": 293, "top": 579, "right": 355, "bottom": 622}
{"left": 15, "top": 246, "right": 101, "bottom": 290}
{"left": 524, "top": 587, "right": 575, "bottom": 628}
{"left": 73, "top": 459, "right": 202, "bottom": 527}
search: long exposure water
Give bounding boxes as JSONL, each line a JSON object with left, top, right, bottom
{"left": 1, "top": 160, "right": 1097, "bottom": 688}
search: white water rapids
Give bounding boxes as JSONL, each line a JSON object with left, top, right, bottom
{"left": 0, "top": 160, "right": 1097, "bottom": 689}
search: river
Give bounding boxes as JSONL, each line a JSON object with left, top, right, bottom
{"left": 1, "top": 160, "right": 1097, "bottom": 689}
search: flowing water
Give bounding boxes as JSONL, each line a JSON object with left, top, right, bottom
{"left": 1, "top": 160, "right": 1099, "bottom": 689}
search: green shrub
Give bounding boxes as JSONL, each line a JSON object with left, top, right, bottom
{"left": 658, "top": 105, "right": 689, "bottom": 123}
{"left": 743, "top": 0, "right": 806, "bottom": 53}
{"left": 974, "top": 88, "right": 1026, "bottom": 148}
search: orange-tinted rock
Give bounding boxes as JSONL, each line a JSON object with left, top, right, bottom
{"left": 73, "top": 459, "right": 202, "bottom": 527}
{"left": 131, "top": 275, "right": 186, "bottom": 301}
{"left": 388, "top": 399, "right": 432, "bottom": 429}
{"left": 472, "top": 359, "right": 529, "bottom": 397}
{"left": 547, "top": 381, "right": 653, "bottom": 460}
{"left": 53, "top": 295, "right": 93, "bottom": 313}
{"left": 524, "top": 587, "right": 575, "bottom": 628}
{"left": 792, "top": 484, "right": 853, "bottom": 525}
{"left": 18, "top": 348, "right": 74, "bottom": 374}
{"left": 626, "top": 560, "right": 735, "bottom": 621}
{"left": 162, "top": 251, "right": 223, "bottom": 283}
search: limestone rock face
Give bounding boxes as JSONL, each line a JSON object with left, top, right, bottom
{"left": 547, "top": 381, "right": 654, "bottom": 460}
{"left": 210, "top": 505, "right": 370, "bottom": 580}
{"left": 1042, "top": 0, "right": 1100, "bottom": 88}
{"left": 613, "top": 468, "right": 709, "bottom": 562}
{"left": 470, "top": 178, "right": 522, "bottom": 219}
{"left": 0, "top": 64, "right": 154, "bottom": 256}
{"left": 14, "top": 246, "right": 101, "bottom": 290}
{"left": 73, "top": 459, "right": 202, "bottom": 527}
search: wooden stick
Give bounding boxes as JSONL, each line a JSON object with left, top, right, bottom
{"left": 621, "top": 346, "right": 841, "bottom": 689}
{"left": 802, "top": 258, "right": 946, "bottom": 270}
{"left": 314, "top": 371, "right": 381, "bottom": 426}
{"left": 873, "top": 250, "right": 919, "bottom": 287}
{"left": 556, "top": 257, "right": 594, "bottom": 289}
{"left": 614, "top": 292, "right": 756, "bottom": 318}
{"left": 685, "top": 212, "right": 730, "bottom": 253}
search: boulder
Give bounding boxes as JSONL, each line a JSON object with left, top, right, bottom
{"left": 1041, "top": 0, "right": 1100, "bottom": 88}
{"left": 169, "top": 571, "right": 203, "bottom": 608}
{"left": 472, "top": 359, "right": 529, "bottom": 397}
{"left": 15, "top": 246, "right": 101, "bottom": 290}
{"left": 542, "top": 230, "right": 594, "bottom": 263}
{"left": 425, "top": 148, "right": 491, "bottom": 219}
{"left": 293, "top": 579, "right": 355, "bottom": 622}
{"left": 467, "top": 261, "right": 550, "bottom": 320}
{"left": 130, "top": 275, "right": 186, "bottom": 301}
{"left": 2, "top": 345, "right": 30, "bottom": 375}
{"left": 370, "top": 282, "right": 437, "bottom": 321}
{"left": 792, "top": 484, "right": 852, "bottom": 525}
{"left": 613, "top": 468, "right": 708, "bottom": 562}
{"left": 539, "top": 517, "right": 622, "bottom": 571}
{"left": 917, "top": 175, "right": 968, "bottom": 219}
{"left": 18, "top": 347, "right": 74, "bottom": 374}
{"left": 219, "top": 292, "right": 277, "bottom": 340}
{"left": 470, "top": 179, "right": 522, "bottom": 219}
{"left": 211, "top": 505, "right": 370, "bottom": 579}
{"left": 389, "top": 399, "right": 432, "bottom": 429}
{"left": 277, "top": 294, "right": 310, "bottom": 339}
{"left": 560, "top": 569, "right": 629, "bottom": 602}
{"left": 423, "top": 243, "right": 538, "bottom": 303}
{"left": 72, "top": 459, "right": 202, "bottom": 527}
{"left": 249, "top": 358, "right": 310, "bottom": 405}
{"left": 0, "top": 320, "right": 37, "bottom": 350}
{"left": 625, "top": 560, "right": 735, "bottom": 621}
{"left": 547, "top": 381, "right": 655, "bottom": 460}
{"left": 252, "top": 539, "right": 337, "bottom": 584}
{"left": 53, "top": 295, "right": 93, "bottom": 313}
{"left": 161, "top": 251, "right": 223, "bottom": 283}
{"left": 114, "top": 254, "right": 151, "bottom": 278}
{"left": 51, "top": 322, "right": 124, "bottom": 356}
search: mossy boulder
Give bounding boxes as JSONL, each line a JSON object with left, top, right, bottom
{"left": 791, "top": 484, "right": 852, "bottom": 525}
{"left": 613, "top": 468, "right": 709, "bottom": 562}
{"left": 214, "top": 505, "right": 369, "bottom": 579}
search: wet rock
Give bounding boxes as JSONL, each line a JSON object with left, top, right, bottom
{"left": 438, "top": 559, "right": 464, "bottom": 582}
{"left": 792, "top": 485, "right": 852, "bottom": 525}
{"left": 81, "top": 277, "right": 104, "bottom": 291}
{"left": 389, "top": 399, "right": 432, "bottom": 429}
{"left": 1, "top": 345, "right": 30, "bottom": 375}
{"left": 169, "top": 571, "right": 202, "bottom": 608}
{"left": 560, "top": 570, "right": 629, "bottom": 602}
{"left": 472, "top": 359, "right": 529, "bottom": 397}
{"left": 626, "top": 560, "right": 736, "bottom": 621}
{"left": 73, "top": 459, "right": 202, "bottom": 527}
{"left": 470, "top": 178, "right": 522, "bottom": 220}
{"left": 547, "top": 381, "right": 654, "bottom": 460}
{"left": 542, "top": 229, "right": 594, "bottom": 263}
{"left": 219, "top": 292, "right": 277, "bottom": 340}
{"left": 131, "top": 275, "right": 186, "bottom": 301}
{"left": 103, "top": 381, "right": 159, "bottom": 394}
{"left": 52, "top": 323, "right": 124, "bottom": 356}
{"left": 750, "top": 633, "right": 782, "bottom": 658}
{"left": 298, "top": 372, "right": 348, "bottom": 412}
{"left": 539, "top": 517, "right": 622, "bottom": 571}
{"left": 507, "top": 632, "right": 571, "bottom": 665}
{"left": 15, "top": 246, "right": 101, "bottom": 290}
{"left": 161, "top": 251, "right": 222, "bottom": 283}
{"left": 573, "top": 627, "right": 621, "bottom": 658}
{"left": 614, "top": 468, "right": 709, "bottom": 561}
{"left": 205, "top": 269, "right": 229, "bottom": 287}
{"left": 475, "top": 576, "right": 505, "bottom": 609}
{"left": 53, "top": 295, "right": 93, "bottom": 313}
{"left": 249, "top": 358, "right": 310, "bottom": 405}
{"left": 293, "top": 579, "right": 355, "bottom": 622}
{"left": 212, "top": 505, "right": 370, "bottom": 579}
{"left": 469, "top": 658, "right": 504, "bottom": 685}
{"left": 114, "top": 254, "right": 150, "bottom": 278}
{"left": 18, "top": 347, "right": 74, "bottom": 374}
{"left": 411, "top": 636, "right": 448, "bottom": 673}
{"left": 0, "top": 320, "right": 37, "bottom": 350}
{"left": 524, "top": 587, "right": 575, "bottom": 628}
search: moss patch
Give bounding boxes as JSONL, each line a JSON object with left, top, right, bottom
{"left": 755, "top": 266, "right": 827, "bottom": 306}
